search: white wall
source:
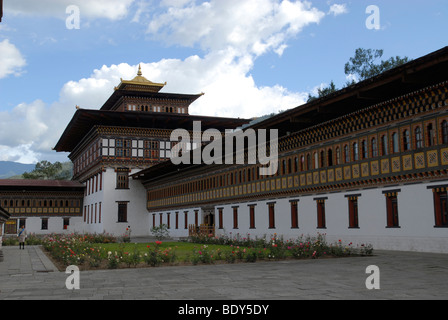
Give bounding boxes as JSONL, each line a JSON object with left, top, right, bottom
{"left": 3, "top": 216, "right": 84, "bottom": 236}
{"left": 149, "top": 207, "right": 201, "bottom": 239}
{"left": 13, "top": 174, "right": 447, "bottom": 254}
{"left": 153, "top": 181, "right": 448, "bottom": 253}
{"left": 81, "top": 168, "right": 150, "bottom": 237}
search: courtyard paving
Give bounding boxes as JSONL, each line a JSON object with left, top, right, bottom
{"left": 0, "top": 244, "right": 447, "bottom": 300}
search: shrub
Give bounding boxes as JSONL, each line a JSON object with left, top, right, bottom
{"left": 85, "top": 246, "right": 106, "bottom": 268}
{"left": 245, "top": 249, "right": 258, "bottom": 263}
{"left": 107, "top": 251, "right": 121, "bottom": 269}
{"left": 143, "top": 241, "right": 176, "bottom": 267}
{"left": 122, "top": 245, "right": 141, "bottom": 267}
{"left": 150, "top": 224, "right": 170, "bottom": 240}
{"left": 329, "top": 239, "right": 354, "bottom": 256}
{"left": 358, "top": 243, "right": 374, "bottom": 256}
{"left": 224, "top": 250, "right": 236, "bottom": 264}
{"left": 24, "top": 233, "right": 44, "bottom": 245}
{"left": 2, "top": 236, "right": 18, "bottom": 246}
{"left": 267, "top": 235, "right": 287, "bottom": 260}
{"left": 190, "top": 245, "right": 214, "bottom": 265}
{"left": 86, "top": 233, "right": 117, "bottom": 244}
{"left": 119, "top": 234, "right": 131, "bottom": 243}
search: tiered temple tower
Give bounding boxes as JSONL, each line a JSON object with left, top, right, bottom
{"left": 54, "top": 66, "right": 249, "bottom": 236}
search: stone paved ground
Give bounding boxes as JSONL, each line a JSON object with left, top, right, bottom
{"left": 0, "top": 245, "right": 447, "bottom": 301}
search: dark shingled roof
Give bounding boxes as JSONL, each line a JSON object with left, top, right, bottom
{"left": 100, "top": 89, "right": 203, "bottom": 111}
{"left": 249, "top": 46, "right": 448, "bottom": 136}
{"left": 132, "top": 46, "right": 448, "bottom": 184}
{"left": 0, "top": 205, "right": 10, "bottom": 222}
{"left": 54, "top": 109, "right": 250, "bottom": 152}
{"left": 0, "top": 179, "right": 85, "bottom": 191}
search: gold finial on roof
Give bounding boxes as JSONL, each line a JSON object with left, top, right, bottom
{"left": 116, "top": 63, "right": 166, "bottom": 92}
{"left": 137, "top": 64, "right": 142, "bottom": 76}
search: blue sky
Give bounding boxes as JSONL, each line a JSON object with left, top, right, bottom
{"left": 0, "top": 0, "right": 447, "bottom": 164}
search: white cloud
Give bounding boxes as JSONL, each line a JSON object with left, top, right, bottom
{"left": 328, "top": 4, "right": 348, "bottom": 16}
{"left": 0, "top": 63, "right": 150, "bottom": 162}
{"left": 59, "top": 69, "right": 119, "bottom": 109}
{"left": 5, "top": 0, "right": 135, "bottom": 20}
{"left": 131, "top": 0, "right": 152, "bottom": 23}
{"left": 160, "top": 0, "right": 195, "bottom": 7}
{"left": 0, "top": 100, "right": 50, "bottom": 163}
{"left": 0, "top": 100, "right": 48, "bottom": 147}
{"left": 141, "top": 0, "right": 322, "bottom": 117}
{"left": 147, "top": 0, "right": 325, "bottom": 57}
{"left": 1, "top": 0, "right": 332, "bottom": 163}
{"left": 0, "top": 39, "right": 26, "bottom": 79}
{"left": 0, "top": 144, "right": 40, "bottom": 164}
{"left": 58, "top": 52, "right": 307, "bottom": 119}
{"left": 151, "top": 52, "right": 307, "bottom": 118}
{"left": 0, "top": 52, "right": 306, "bottom": 163}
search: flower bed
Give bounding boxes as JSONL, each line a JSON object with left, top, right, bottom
{"left": 189, "top": 232, "right": 374, "bottom": 261}
{"left": 42, "top": 233, "right": 117, "bottom": 269}
{"left": 2, "top": 233, "right": 45, "bottom": 246}
{"left": 41, "top": 232, "right": 373, "bottom": 271}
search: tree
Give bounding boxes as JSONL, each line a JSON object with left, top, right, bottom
{"left": 344, "top": 48, "right": 411, "bottom": 82}
{"left": 305, "top": 48, "right": 411, "bottom": 102}
{"left": 22, "top": 160, "right": 72, "bottom": 180}
{"left": 307, "top": 80, "right": 338, "bottom": 102}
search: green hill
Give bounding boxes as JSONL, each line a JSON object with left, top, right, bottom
{"left": 0, "top": 161, "right": 35, "bottom": 179}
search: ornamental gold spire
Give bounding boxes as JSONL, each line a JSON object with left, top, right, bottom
{"left": 116, "top": 63, "right": 167, "bottom": 92}
{"left": 137, "top": 64, "right": 142, "bottom": 76}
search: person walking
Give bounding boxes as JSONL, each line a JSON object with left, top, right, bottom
{"left": 18, "top": 226, "right": 27, "bottom": 249}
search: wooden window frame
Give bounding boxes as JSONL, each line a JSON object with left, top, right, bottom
{"left": 346, "top": 194, "right": 360, "bottom": 228}
{"left": 290, "top": 200, "right": 299, "bottom": 229}
{"left": 315, "top": 197, "right": 327, "bottom": 229}
{"left": 428, "top": 186, "right": 448, "bottom": 227}
{"left": 249, "top": 205, "right": 256, "bottom": 229}
{"left": 218, "top": 208, "right": 223, "bottom": 229}
{"left": 116, "top": 168, "right": 130, "bottom": 189}
{"left": 117, "top": 202, "right": 128, "bottom": 223}
{"left": 232, "top": 206, "right": 239, "bottom": 229}
{"left": 441, "top": 120, "right": 448, "bottom": 144}
{"left": 268, "top": 202, "right": 275, "bottom": 229}
{"left": 383, "top": 190, "right": 400, "bottom": 228}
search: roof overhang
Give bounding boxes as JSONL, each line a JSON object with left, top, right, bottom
{"left": 250, "top": 46, "right": 448, "bottom": 136}
{"left": 0, "top": 179, "right": 85, "bottom": 192}
{"left": 132, "top": 46, "right": 448, "bottom": 184}
{"left": 0, "top": 205, "right": 10, "bottom": 223}
{"left": 100, "top": 89, "right": 204, "bottom": 111}
{"left": 54, "top": 110, "right": 250, "bottom": 152}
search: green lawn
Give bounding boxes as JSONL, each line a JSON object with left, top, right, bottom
{"left": 91, "top": 241, "right": 242, "bottom": 262}
{"left": 41, "top": 234, "right": 373, "bottom": 270}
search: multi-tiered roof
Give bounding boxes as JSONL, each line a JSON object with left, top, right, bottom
{"left": 54, "top": 66, "right": 250, "bottom": 153}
